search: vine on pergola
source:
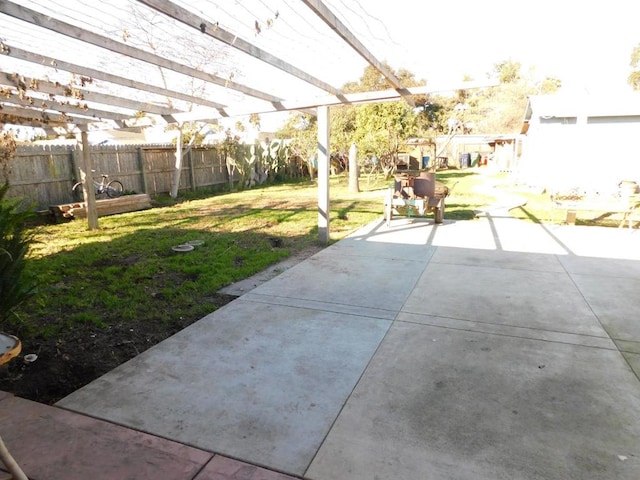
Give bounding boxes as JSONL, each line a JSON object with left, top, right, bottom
{"left": 1, "top": 70, "right": 93, "bottom": 124}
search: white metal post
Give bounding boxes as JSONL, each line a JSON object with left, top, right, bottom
{"left": 317, "top": 105, "right": 330, "bottom": 244}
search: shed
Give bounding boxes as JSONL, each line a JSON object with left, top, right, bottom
{"left": 432, "top": 134, "right": 523, "bottom": 170}
{"left": 519, "top": 93, "right": 640, "bottom": 194}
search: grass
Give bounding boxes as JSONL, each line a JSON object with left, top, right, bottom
{"left": 3, "top": 170, "right": 503, "bottom": 339}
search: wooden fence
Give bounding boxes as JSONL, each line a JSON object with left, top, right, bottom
{"left": 6, "top": 144, "right": 242, "bottom": 211}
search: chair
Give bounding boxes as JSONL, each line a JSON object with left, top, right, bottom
{"left": 412, "top": 176, "right": 435, "bottom": 198}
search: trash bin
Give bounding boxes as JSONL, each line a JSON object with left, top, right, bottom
{"left": 459, "top": 153, "right": 471, "bottom": 168}
{"left": 421, "top": 156, "right": 430, "bottom": 169}
{"left": 470, "top": 152, "right": 480, "bottom": 167}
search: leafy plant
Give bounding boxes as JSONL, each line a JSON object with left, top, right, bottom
{"left": 0, "top": 183, "right": 37, "bottom": 326}
{"left": 1, "top": 131, "right": 17, "bottom": 184}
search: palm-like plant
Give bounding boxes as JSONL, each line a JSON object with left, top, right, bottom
{"left": 0, "top": 183, "right": 37, "bottom": 326}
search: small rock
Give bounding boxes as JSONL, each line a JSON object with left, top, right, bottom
{"left": 23, "top": 353, "right": 38, "bottom": 364}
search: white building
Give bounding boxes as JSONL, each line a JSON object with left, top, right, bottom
{"left": 519, "top": 93, "right": 640, "bottom": 194}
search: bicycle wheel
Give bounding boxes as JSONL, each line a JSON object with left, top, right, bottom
{"left": 72, "top": 181, "right": 84, "bottom": 200}
{"left": 106, "top": 180, "right": 124, "bottom": 198}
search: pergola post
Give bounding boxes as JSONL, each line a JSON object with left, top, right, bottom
{"left": 317, "top": 105, "right": 330, "bottom": 244}
{"left": 77, "top": 130, "right": 98, "bottom": 230}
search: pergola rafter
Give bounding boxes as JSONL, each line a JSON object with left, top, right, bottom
{"left": 1, "top": 44, "right": 229, "bottom": 115}
{"left": 0, "top": 74, "right": 182, "bottom": 117}
{"left": 170, "top": 80, "right": 494, "bottom": 123}
{"left": 1, "top": 89, "right": 137, "bottom": 124}
{"left": 0, "top": 103, "right": 91, "bottom": 125}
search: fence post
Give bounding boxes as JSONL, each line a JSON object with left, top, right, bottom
{"left": 70, "top": 145, "right": 81, "bottom": 203}
{"left": 188, "top": 149, "right": 196, "bottom": 191}
{"left": 137, "top": 147, "right": 148, "bottom": 194}
{"left": 70, "top": 146, "right": 79, "bottom": 181}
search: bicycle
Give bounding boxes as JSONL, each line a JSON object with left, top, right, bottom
{"left": 72, "top": 172, "right": 124, "bottom": 199}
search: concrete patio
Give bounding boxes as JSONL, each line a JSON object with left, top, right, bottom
{"left": 2, "top": 212, "right": 640, "bottom": 479}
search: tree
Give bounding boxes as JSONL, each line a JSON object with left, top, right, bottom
{"left": 628, "top": 44, "right": 640, "bottom": 91}
{"left": 539, "top": 77, "right": 562, "bottom": 94}
{"left": 168, "top": 121, "right": 215, "bottom": 145}
{"left": 353, "top": 101, "right": 417, "bottom": 178}
{"left": 126, "top": 5, "right": 235, "bottom": 196}
{"left": 338, "top": 65, "right": 421, "bottom": 177}
{"left": 465, "top": 60, "right": 562, "bottom": 133}
{"left": 493, "top": 60, "right": 522, "bottom": 84}
{"left": 220, "top": 129, "right": 242, "bottom": 191}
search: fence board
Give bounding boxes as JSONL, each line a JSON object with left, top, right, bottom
{"left": 6, "top": 144, "right": 235, "bottom": 210}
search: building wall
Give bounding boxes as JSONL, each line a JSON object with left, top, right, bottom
{"left": 520, "top": 115, "right": 640, "bottom": 194}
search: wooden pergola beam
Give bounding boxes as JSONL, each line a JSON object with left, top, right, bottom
{"left": 175, "top": 80, "right": 498, "bottom": 121}
{"left": 301, "top": 0, "right": 415, "bottom": 107}
{"left": 1, "top": 2, "right": 284, "bottom": 105}
{"left": 0, "top": 73, "right": 181, "bottom": 117}
{"left": 1, "top": 92, "right": 137, "bottom": 123}
{"left": 0, "top": 104, "right": 91, "bottom": 125}
{"left": 0, "top": 114, "right": 68, "bottom": 129}
{"left": 2, "top": 44, "right": 228, "bottom": 115}
{"left": 138, "top": 0, "right": 345, "bottom": 99}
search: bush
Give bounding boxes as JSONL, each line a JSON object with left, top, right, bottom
{"left": 0, "top": 183, "right": 37, "bottom": 326}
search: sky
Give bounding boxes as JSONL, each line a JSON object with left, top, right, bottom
{"left": 328, "top": 0, "right": 640, "bottom": 94}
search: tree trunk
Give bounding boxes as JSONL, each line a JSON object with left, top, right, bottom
{"left": 170, "top": 127, "right": 183, "bottom": 198}
{"left": 348, "top": 143, "right": 360, "bottom": 193}
{"left": 78, "top": 130, "right": 98, "bottom": 230}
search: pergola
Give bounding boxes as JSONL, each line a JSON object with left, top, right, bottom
{"left": 0, "top": 0, "right": 486, "bottom": 241}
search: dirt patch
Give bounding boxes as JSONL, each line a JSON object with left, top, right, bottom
{"left": 0, "top": 246, "right": 324, "bottom": 405}
{"left": 0, "top": 293, "right": 238, "bottom": 405}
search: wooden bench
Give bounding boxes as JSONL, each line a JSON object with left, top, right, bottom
{"left": 552, "top": 194, "right": 640, "bottom": 229}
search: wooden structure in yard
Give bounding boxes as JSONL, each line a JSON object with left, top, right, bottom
{"left": 551, "top": 191, "right": 640, "bottom": 229}
{"left": 50, "top": 193, "right": 152, "bottom": 221}
{"left": 384, "top": 171, "right": 450, "bottom": 226}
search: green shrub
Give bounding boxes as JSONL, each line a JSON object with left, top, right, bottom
{"left": 0, "top": 183, "right": 37, "bottom": 326}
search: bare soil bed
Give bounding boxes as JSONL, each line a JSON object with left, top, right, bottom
{"left": 0, "top": 292, "right": 237, "bottom": 405}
